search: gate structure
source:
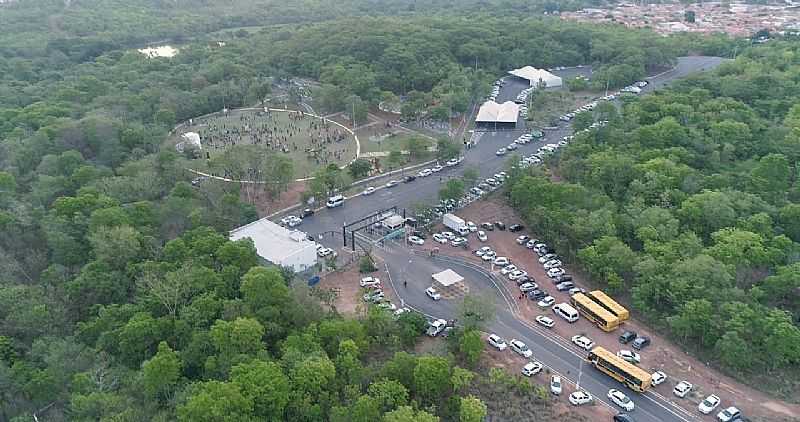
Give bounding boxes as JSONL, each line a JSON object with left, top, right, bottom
{"left": 342, "top": 206, "right": 407, "bottom": 252}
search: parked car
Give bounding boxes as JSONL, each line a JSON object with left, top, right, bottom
{"left": 493, "top": 257, "right": 510, "bottom": 266}
{"left": 569, "top": 391, "right": 593, "bottom": 406}
{"left": 403, "top": 175, "right": 416, "bottom": 183}
{"left": 536, "top": 315, "right": 555, "bottom": 328}
{"left": 555, "top": 274, "right": 573, "bottom": 283}
{"left": 509, "top": 270, "right": 528, "bottom": 281}
{"left": 571, "top": 335, "right": 595, "bottom": 351}
{"left": 525, "top": 239, "right": 537, "bottom": 249}
{"left": 619, "top": 330, "right": 637, "bottom": 344}
{"left": 477, "top": 231, "right": 488, "bottom": 241}
{"left": 500, "top": 264, "right": 518, "bottom": 275}
{"left": 466, "top": 221, "right": 478, "bottom": 232}
{"left": 519, "top": 282, "right": 538, "bottom": 293}
{"left": 360, "top": 277, "right": 381, "bottom": 288}
{"left": 475, "top": 246, "right": 492, "bottom": 256}
{"left": 480, "top": 222, "right": 495, "bottom": 231}
{"left": 425, "top": 287, "right": 442, "bottom": 301}
{"left": 699, "top": 394, "right": 721, "bottom": 415}
{"left": 543, "top": 259, "right": 562, "bottom": 269}
{"left": 716, "top": 406, "right": 741, "bottom": 422}
{"left": 494, "top": 221, "right": 506, "bottom": 230}
{"left": 673, "top": 380, "right": 693, "bottom": 398}
{"left": 608, "top": 389, "right": 635, "bottom": 412}
{"left": 613, "top": 415, "right": 635, "bottom": 422}
{"left": 515, "top": 235, "right": 530, "bottom": 244}
{"left": 363, "top": 291, "right": 384, "bottom": 303}
{"left": 509, "top": 224, "right": 524, "bottom": 232}
{"left": 432, "top": 233, "right": 447, "bottom": 244}
{"left": 417, "top": 169, "right": 432, "bottom": 177}
{"left": 617, "top": 350, "right": 641, "bottom": 364}
{"left": 556, "top": 281, "right": 575, "bottom": 291}
{"left": 550, "top": 375, "right": 562, "bottom": 395}
{"left": 510, "top": 339, "right": 533, "bottom": 358}
{"left": 487, "top": 334, "right": 508, "bottom": 351}
{"left": 521, "top": 361, "right": 543, "bottom": 377}
{"left": 362, "top": 186, "right": 376, "bottom": 195}
{"left": 547, "top": 268, "right": 566, "bottom": 278}
{"left": 496, "top": 148, "right": 507, "bottom": 156}
{"left": 527, "top": 289, "right": 547, "bottom": 300}
{"left": 651, "top": 371, "right": 667, "bottom": 387}
{"left": 537, "top": 296, "right": 555, "bottom": 308}
{"left": 538, "top": 253, "right": 558, "bottom": 264}
{"left": 632, "top": 336, "right": 651, "bottom": 350}
{"left": 385, "top": 180, "right": 399, "bottom": 188}
{"left": 301, "top": 208, "right": 315, "bottom": 218}
{"left": 407, "top": 236, "right": 424, "bottom": 245}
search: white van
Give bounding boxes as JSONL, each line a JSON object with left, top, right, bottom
{"left": 326, "top": 194, "right": 345, "bottom": 208}
{"left": 553, "top": 303, "right": 579, "bottom": 323}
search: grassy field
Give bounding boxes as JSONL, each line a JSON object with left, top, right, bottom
{"left": 170, "top": 109, "right": 357, "bottom": 179}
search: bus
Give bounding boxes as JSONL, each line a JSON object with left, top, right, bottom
{"left": 570, "top": 293, "right": 620, "bottom": 332}
{"left": 587, "top": 290, "right": 630, "bottom": 321}
{"left": 587, "top": 347, "right": 652, "bottom": 393}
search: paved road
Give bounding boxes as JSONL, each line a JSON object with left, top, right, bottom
{"left": 292, "top": 56, "right": 727, "bottom": 422}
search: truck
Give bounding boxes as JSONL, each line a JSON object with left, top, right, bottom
{"left": 443, "top": 213, "right": 468, "bottom": 235}
{"left": 426, "top": 319, "right": 448, "bottom": 337}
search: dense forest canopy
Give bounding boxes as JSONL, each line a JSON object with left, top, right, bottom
{"left": 507, "top": 40, "right": 800, "bottom": 398}
{"left": 0, "top": 0, "right": 778, "bottom": 419}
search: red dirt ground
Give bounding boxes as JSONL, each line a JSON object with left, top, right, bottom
{"left": 414, "top": 195, "right": 800, "bottom": 422}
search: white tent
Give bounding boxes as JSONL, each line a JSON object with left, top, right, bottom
{"left": 176, "top": 132, "right": 202, "bottom": 153}
{"left": 432, "top": 269, "right": 464, "bottom": 287}
{"left": 475, "top": 101, "right": 520, "bottom": 124}
{"left": 508, "top": 66, "right": 563, "bottom": 88}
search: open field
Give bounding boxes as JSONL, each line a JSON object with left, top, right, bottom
{"left": 170, "top": 108, "right": 357, "bottom": 179}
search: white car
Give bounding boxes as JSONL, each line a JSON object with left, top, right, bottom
{"left": 571, "top": 335, "right": 595, "bottom": 351}
{"left": 418, "top": 169, "right": 433, "bottom": 177}
{"left": 359, "top": 277, "right": 381, "bottom": 288}
{"left": 441, "top": 231, "right": 455, "bottom": 240}
{"left": 363, "top": 291, "right": 384, "bottom": 302}
{"left": 510, "top": 339, "right": 533, "bottom": 358}
{"left": 547, "top": 268, "right": 565, "bottom": 278}
{"left": 569, "top": 391, "right": 593, "bottom": 406}
{"left": 425, "top": 287, "right": 441, "bottom": 301}
{"left": 496, "top": 148, "right": 507, "bottom": 156}
{"left": 508, "top": 270, "right": 527, "bottom": 281}
{"left": 673, "top": 380, "right": 693, "bottom": 398}
{"left": 477, "top": 231, "right": 488, "bottom": 241}
{"left": 430, "top": 165, "right": 443, "bottom": 173}
{"left": 519, "top": 282, "right": 538, "bottom": 293}
{"left": 407, "top": 236, "right": 424, "bottom": 245}
{"left": 650, "top": 371, "right": 667, "bottom": 387}
{"left": 445, "top": 158, "right": 459, "bottom": 167}
{"left": 280, "top": 215, "right": 302, "bottom": 227}
{"left": 525, "top": 239, "right": 537, "bottom": 249}
{"left": 377, "top": 301, "right": 397, "bottom": 311}
{"left": 432, "top": 233, "right": 448, "bottom": 244}
{"left": 500, "top": 264, "right": 518, "bottom": 275}
{"left": 487, "top": 334, "right": 507, "bottom": 351}
{"left": 699, "top": 394, "right": 721, "bottom": 414}
{"left": 717, "top": 406, "right": 741, "bottom": 422}
{"left": 608, "top": 389, "right": 635, "bottom": 412}
{"left": 521, "top": 361, "right": 543, "bottom": 377}
{"left": 493, "top": 257, "right": 510, "bottom": 266}
{"left": 464, "top": 221, "right": 476, "bottom": 232}
{"left": 538, "top": 253, "right": 558, "bottom": 264}
{"left": 362, "top": 186, "right": 376, "bottom": 195}
{"left": 393, "top": 307, "right": 411, "bottom": 317}
{"left": 543, "top": 259, "right": 562, "bottom": 269}
{"left": 481, "top": 252, "right": 496, "bottom": 261}
{"left": 536, "top": 315, "right": 555, "bottom": 328}
{"left": 475, "top": 246, "right": 492, "bottom": 256}
{"left": 537, "top": 296, "right": 555, "bottom": 308}
{"left": 385, "top": 180, "right": 399, "bottom": 188}
{"left": 516, "top": 235, "right": 530, "bottom": 244}
{"left": 617, "top": 350, "right": 641, "bottom": 364}
{"left": 550, "top": 375, "right": 562, "bottom": 395}
{"left": 317, "top": 247, "right": 334, "bottom": 257}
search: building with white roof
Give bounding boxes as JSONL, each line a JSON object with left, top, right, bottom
{"left": 230, "top": 218, "right": 318, "bottom": 272}
{"left": 508, "top": 66, "right": 563, "bottom": 88}
{"left": 475, "top": 101, "right": 520, "bottom": 129}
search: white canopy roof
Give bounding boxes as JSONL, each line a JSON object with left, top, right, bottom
{"left": 475, "top": 101, "right": 520, "bottom": 123}
{"left": 432, "top": 269, "right": 464, "bottom": 287}
{"left": 508, "top": 66, "right": 563, "bottom": 87}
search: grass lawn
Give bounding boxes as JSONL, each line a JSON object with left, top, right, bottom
{"left": 169, "top": 109, "right": 357, "bottom": 179}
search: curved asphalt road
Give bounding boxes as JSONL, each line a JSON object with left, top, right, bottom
{"left": 292, "top": 56, "right": 727, "bottom": 422}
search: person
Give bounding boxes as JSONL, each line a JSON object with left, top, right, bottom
{"left": 403, "top": 280, "right": 407, "bottom": 288}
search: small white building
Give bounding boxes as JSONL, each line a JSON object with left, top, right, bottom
{"left": 431, "top": 269, "right": 468, "bottom": 298}
{"left": 230, "top": 218, "right": 318, "bottom": 272}
{"left": 508, "top": 66, "right": 563, "bottom": 88}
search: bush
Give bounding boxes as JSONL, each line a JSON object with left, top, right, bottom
{"left": 359, "top": 256, "right": 377, "bottom": 273}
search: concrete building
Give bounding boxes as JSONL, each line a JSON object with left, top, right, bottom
{"left": 230, "top": 218, "right": 318, "bottom": 272}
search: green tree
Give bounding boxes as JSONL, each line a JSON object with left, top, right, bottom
{"left": 387, "top": 150, "right": 406, "bottom": 169}
{"left": 348, "top": 159, "right": 372, "bottom": 179}
{"left": 450, "top": 366, "right": 475, "bottom": 393}
{"left": 177, "top": 381, "right": 254, "bottom": 422}
{"left": 749, "top": 153, "right": 790, "bottom": 203}
{"left": 458, "top": 329, "right": 483, "bottom": 367}
{"left": 459, "top": 395, "right": 487, "bottom": 422}
{"left": 572, "top": 111, "right": 594, "bottom": 131}
{"left": 141, "top": 341, "right": 182, "bottom": 401}
{"left": 714, "top": 331, "right": 754, "bottom": 372}
{"left": 368, "top": 379, "right": 409, "bottom": 413}
{"left": 462, "top": 166, "right": 479, "bottom": 187}
{"left": 230, "top": 360, "right": 290, "bottom": 420}
{"left": 383, "top": 406, "right": 439, "bottom": 422}
{"left": 439, "top": 179, "right": 465, "bottom": 202}
{"left": 457, "top": 293, "right": 496, "bottom": 331}
{"left": 239, "top": 267, "right": 293, "bottom": 335}
{"left": 436, "top": 138, "right": 461, "bottom": 161}
{"left": 397, "top": 311, "right": 427, "bottom": 347}
{"left": 413, "top": 356, "right": 451, "bottom": 403}
{"left": 667, "top": 299, "right": 716, "bottom": 346}
{"left": 406, "top": 137, "right": 429, "bottom": 160}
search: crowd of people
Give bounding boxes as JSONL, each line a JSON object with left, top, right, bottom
{"left": 191, "top": 109, "right": 352, "bottom": 166}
